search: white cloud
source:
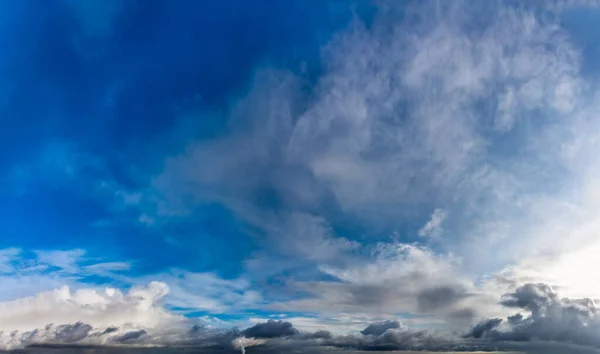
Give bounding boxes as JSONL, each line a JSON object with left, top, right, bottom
{"left": 148, "top": 0, "right": 586, "bottom": 266}
{"left": 33, "top": 249, "right": 86, "bottom": 273}
{"left": 0, "top": 248, "right": 127, "bottom": 301}
{"left": 232, "top": 337, "right": 266, "bottom": 354}
{"left": 0, "top": 248, "right": 259, "bottom": 319}
{"left": 0, "top": 248, "right": 20, "bottom": 273}
{"left": 267, "top": 243, "right": 488, "bottom": 322}
{"left": 0, "top": 281, "right": 178, "bottom": 333}
{"left": 136, "top": 0, "right": 600, "bottom": 327}
{"left": 418, "top": 209, "right": 448, "bottom": 238}
{"left": 145, "top": 269, "right": 261, "bottom": 313}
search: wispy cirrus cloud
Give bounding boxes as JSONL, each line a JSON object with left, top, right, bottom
{"left": 127, "top": 0, "right": 600, "bottom": 340}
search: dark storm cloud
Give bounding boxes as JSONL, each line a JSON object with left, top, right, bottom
{"left": 464, "top": 318, "right": 502, "bottom": 339}
{"left": 360, "top": 320, "right": 400, "bottom": 336}
{"left": 241, "top": 320, "right": 299, "bottom": 339}
{"left": 310, "top": 330, "right": 332, "bottom": 339}
{"left": 500, "top": 283, "right": 557, "bottom": 312}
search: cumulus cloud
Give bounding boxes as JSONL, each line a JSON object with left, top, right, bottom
{"left": 0, "top": 282, "right": 177, "bottom": 333}
{"left": 466, "top": 283, "right": 600, "bottom": 351}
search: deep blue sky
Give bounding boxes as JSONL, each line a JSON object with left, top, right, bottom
{"left": 0, "top": 0, "right": 377, "bottom": 278}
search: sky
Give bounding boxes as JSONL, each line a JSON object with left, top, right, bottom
{"left": 4, "top": 0, "right": 600, "bottom": 353}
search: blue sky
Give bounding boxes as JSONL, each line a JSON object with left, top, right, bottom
{"left": 0, "top": 0, "right": 365, "bottom": 270}
{"left": 5, "top": 1, "right": 600, "bottom": 353}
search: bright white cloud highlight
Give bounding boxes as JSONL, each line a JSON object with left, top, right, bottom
{"left": 0, "top": 282, "right": 177, "bottom": 333}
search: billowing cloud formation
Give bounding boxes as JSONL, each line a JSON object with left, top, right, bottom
{"left": 466, "top": 283, "right": 600, "bottom": 350}
{"left": 0, "top": 282, "right": 177, "bottom": 333}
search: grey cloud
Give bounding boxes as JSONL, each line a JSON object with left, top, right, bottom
{"left": 99, "top": 327, "right": 119, "bottom": 336}
{"left": 269, "top": 244, "right": 484, "bottom": 319}
{"left": 466, "top": 283, "right": 600, "bottom": 350}
{"left": 500, "top": 282, "right": 557, "bottom": 312}
{"left": 7, "top": 302, "right": 600, "bottom": 354}
{"left": 1, "top": 322, "right": 238, "bottom": 350}
{"left": 417, "top": 285, "right": 470, "bottom": 312}
{"left": 323, "top": 328, "right": 482, "bottom": 352}
{"left": 52, "top": 323, "right": 93, "bottom": 343}
{"left": 111, "top": 330, "right": 147, "bottom": 344}
{"left": 242, "top": 320, "right": 299, "bottom": 339}
{"left": 448, "top": 308, "right": 477, "bottom": 321}
{"left": 360, "top": 320, "right": 400, "bottom": 336}
{"left": 464, "top": 318, "right": 502, "bottom": 339}
{"left": 310, "top": 330, "right": 332, "bottom": 340}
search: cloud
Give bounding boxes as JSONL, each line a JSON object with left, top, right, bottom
{"left": 0, "top": 248, "right": 257, "bottom": 318}
{"left": 466, "top": 283, "right": 600, "bottom": 350}
{"left": 146, "top": 0, "right": 596, "bottom": 290}
{"left": 418, "top": 209, "right": 448, "bottom": 238}
{"left": 0, "top": 248, "right": 131, "bottom": 301}
{"left": 0, "top": 320, "right": 237, "bottom": 350}
{"left": 6, "top": 1, "right": 600, "bottom": 353}
{"left": 242, "top": 320, "right": 299, "bottom": 339}
{"left": 360, "top": 320, "right": 400, "bottom": 336}
{"left": 111, "top": 329, "right": 148, "bottom": 344}
{"left": 4, "top": 283, "right": 600, "bottom": 352}
{"left": 145, "top": 269, "right": 260, "bottom": 313}
{"left": 52, "top": 322, "right": 93, "bottom": 343}
{"left": 464, "top": 318, "right": 502, "bottom": 339}
{"left": 232, "top": 337, "right": 267, "bottom": 354}
{"left": 416, "top": 285, "right": 471, "bottom": 312}
{"left": 33, "top": 249, "right": 86, "bottom": 273}
{"left": 268, "top": 243, "right": 485, "bottom": 320}
{"left": 0, "top": 282, "right": 177, "bottom": 333}
{"left": 0, "top": 248, "right": 20, "bottom": 273}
